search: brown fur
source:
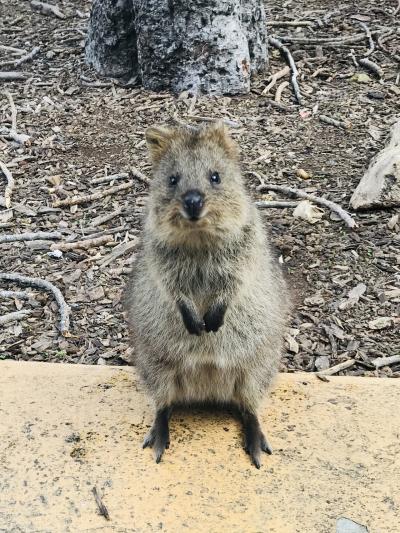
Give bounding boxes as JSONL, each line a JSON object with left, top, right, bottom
{"left": 124, "top": 123, "right": 290, "bottom": 466}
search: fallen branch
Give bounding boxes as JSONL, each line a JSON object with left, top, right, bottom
{"left": 0, "top": 290, "right": 31, "bottom": 299}
{"left": 372, "top": 355, "right": 400, "bottom": 369}
{"left": 0, "top": 161, "right": 15, "bottom": 208}
{"left": 0, "top": 310, "right": 32, "bottom": 326}
{"left": 319, "top": 114, "right": 349, "bottom": 129}
{"left": 317, "top": 359, "right": 356, "bottom": 376}
{"left": 50, "top": 235, "right": 113, "bottom": 252}
{"left": 256, "top": 200, "right": 299, "bottom": 209}
{"left": 92, "top": 172, "right": 129, "bottom": 185}
{"left": 268, "top": 37, "right": 302, "bottom": 105}
{"left": 256, "top": 180, "right": 357, "bottom": 228}
{"left": 358, "top": 58, "right": 383, "bottom": 78}
{"left": 0, "top": 72, "right": 30, "bottom": 81}
{"left": 0, "top": 272, "right": 70, "bottom": 336}
{"left": 14, "top": 46, "right": 40, "bottom": 67}
{"left": 262, "top": 66, "right": 290, "bottom": 94}
{"left": 52, "top": 181, "right": 133, "bottom": 208}
{"left": 30, "top": 0, "right": 66, "bottom": 19}
{"left": 0, "top": 231, "right": 62, "bottom": 244}
{"left": 275, "top": 81, "right": 289, "bottom": 102}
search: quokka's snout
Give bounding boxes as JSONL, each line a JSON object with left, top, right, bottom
{"left": 181, "top": 189, "right": 205, "bottom": 220}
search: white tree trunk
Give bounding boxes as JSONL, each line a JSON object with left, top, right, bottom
{"left": 85, "top": 0, "right": 268, "bottom": 95}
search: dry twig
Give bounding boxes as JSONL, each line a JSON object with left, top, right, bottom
{"left": 274, "top": 32, "right": 379, "bottom": 46}
{"left": 130, "top": 166, "right": 151, "bottom": 185}
{"left": 262, "top": 66, "right": 290, "bottom": 94}
{"left": 267, "top": 20, "right": 313, "bottom": 27}
{"left": 317, "top": 359, "right": 356, "bottom": 376}
{"left": 268, "top": 37, "right": 302, "bottom": 104}
{"left": 98, "top": 239, "right": 138, "bottom": 268}
{"left": 256, "top": 200, "right": 299, "bottom": 209}
{"left": 275, "top": 81, "right": 290, "bottom": 102}
{"left": 50, "top": 235, "right": 113, "bottom": 252}
{"left": 0, "top": 231, "right": 62, "bottom": 244}
{"left": 92, "top": 486, "right": 110, "bottom": 521}
{"left": 4, "top": 91, "right": 17, "bottom": 132}
{"left": 0, "top": 273, "right": 70, "bottom": 336}
{"left": 185, "top": 115, "right": 241, "bottom": 128}
{"left": 30, "top": 0, "right": 66, "bottom": 19}
{"left": 0, "top": 72, "right": 30, "bottom": 81}
{"left": 319, "top": 114, "right": 349, "bottom": 129}
{"left": 90, "top": 208, "right": 123, "bottom": 228}
{"left": 14, "top": 46, "right": 40, "bottom": 66}
{"left": 359, "top": 58, "right": 383, "bottom": 78}
{"left": 2, "top": 92, "right": 31, "bottom": 145}
{"left": 0, "top": 290, "right": 31, "bottom": 300}
{"left": 0, "top": 161, "right": 15, "bottom": 208}
{"left": 0, "top": 310, "right": 32, "bottom": 326}
{"left": 257, "top": 180, "right": 356, "bottom": 228}
{"left": 357, "top": 21, "right": 375, "bottom": 57}
{"left": 52, "top": 181, "right": 133, "bottom": 207}
{"left": 92, "top": 172, "right": 129, "bottom": 185}
{"left": 372, "top": 355, "right": 400, "bottom": 369}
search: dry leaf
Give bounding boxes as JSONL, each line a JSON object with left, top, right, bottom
{"left": 368, "top": 317, "right": 393, "bottom": 330}
{"left": 293, "top": 200, "right": 323, "bottom": 224}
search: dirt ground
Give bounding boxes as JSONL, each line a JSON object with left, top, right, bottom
{"left": 0, "top": 0, "right": 399, "bottom": 376}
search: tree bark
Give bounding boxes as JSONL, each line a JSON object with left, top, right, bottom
{"left": 85, "top": 0, "right": 268, "bottom": 95}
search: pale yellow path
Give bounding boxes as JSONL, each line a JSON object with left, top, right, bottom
{"left": 0, "top": 361, "right": 398, "bottom": 533}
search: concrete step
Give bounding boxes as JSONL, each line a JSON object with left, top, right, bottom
{"left": 0, "top": 361, "right": 399, "bottom": 532}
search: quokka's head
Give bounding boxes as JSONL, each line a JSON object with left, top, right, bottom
{"left": 145, "top": 122, "right": 251, "bottom": 247}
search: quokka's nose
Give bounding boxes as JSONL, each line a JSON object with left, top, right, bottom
{"left": 182, "top": 190, "right": 204, "bottom": 220}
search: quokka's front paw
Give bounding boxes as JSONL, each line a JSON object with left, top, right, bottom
{"left": 178, "top": 301, "right": 205, "bottom": 336}
{"left": 204, "top": 303, "right": 227, "bottom": 333}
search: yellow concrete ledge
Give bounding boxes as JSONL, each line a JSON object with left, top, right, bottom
{"left": 0, "top": 361, "right": 399, "bottom": 533}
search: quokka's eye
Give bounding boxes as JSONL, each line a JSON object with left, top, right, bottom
{"left": 210, "top": 171, "right": 221, "bottom": 184}
{"left": 168, "top": 175, "right": 180, "bottom": 186}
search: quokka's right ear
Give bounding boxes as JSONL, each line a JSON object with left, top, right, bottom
{"left": 145, "top": 126, "right": 176, "bottom": 165}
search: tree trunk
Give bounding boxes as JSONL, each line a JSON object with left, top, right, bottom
{"left": 85, "top": 0, "right": 268, "bottom": 95}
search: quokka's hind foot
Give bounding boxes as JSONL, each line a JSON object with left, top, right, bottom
{"left": 242, "top": 409, "right": 272, "bottom": 469}
{"left": 143, "top": 407, "right": 171, "bottom": 463}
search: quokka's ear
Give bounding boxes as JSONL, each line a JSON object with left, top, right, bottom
{"left": 145, "top": 126, "right": 176, "bottom": 165}
{"left": 200, "top": 121, "right": 239, "bottom": 160}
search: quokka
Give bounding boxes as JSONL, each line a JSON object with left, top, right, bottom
{"left": 125, "top": 122, "right": 290, "bottom": 468}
